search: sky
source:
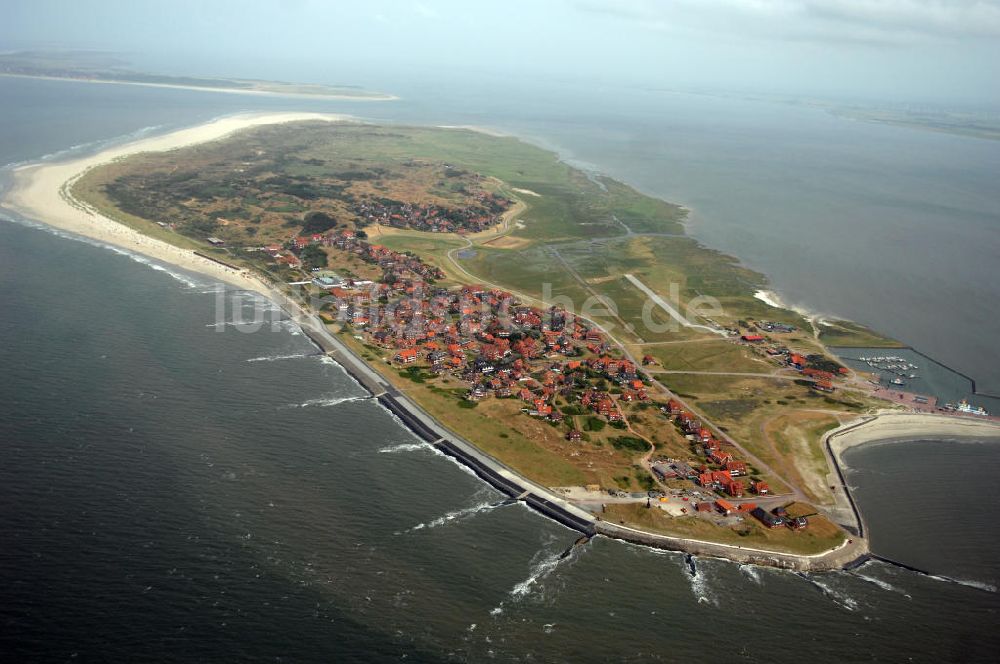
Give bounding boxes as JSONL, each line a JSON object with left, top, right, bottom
{"left": 3, "top": 0, "right": 1000, "bottom": 105}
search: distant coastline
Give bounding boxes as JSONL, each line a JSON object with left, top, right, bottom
{"left": 0, "top": 72, "right": 399, "bottom": 101}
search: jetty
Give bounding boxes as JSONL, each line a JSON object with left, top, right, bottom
{"left": 284, "top": 294, "right": 880, "bottom": 570}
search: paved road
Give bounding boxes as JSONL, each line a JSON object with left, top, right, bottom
{"left": 444, "top": 239, "right": 808, "bottom": 504}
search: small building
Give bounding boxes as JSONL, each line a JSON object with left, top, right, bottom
{"left": 672, "top": 461, "right": 697, "bottom": 479}
{"left": 651, "top": 463, "right": 676, "bottom": 481}
{"left": 751, "top": 480, "right": 770, "bottom": 495}
{"left": 566, "top": 429, "right": 583, "bottom": 442}
{"left": 741, "top": 334, "right": 765, "bottom": 343}
{"left": 695, "top": 501, "right": 713, "bottom": 513}
{"left": 751, "top": 507, "right": 784, "bottom": 528}
{"left": 709, "top": 450, "right": 733, "bottom": 466}
{"left": 787, "top": 516, "right": 808, "bottom": 531}
{"left": 715, "top": 499, "right": 735, "bottom": 515}
{"left": 206, "top": 237, "right": 225, "bottom": 246}
{"left": 737, "top": 502, "right": 757, "bottom": 513}
{"left": 725, "top": 460, "right": 748, "bottom": 476}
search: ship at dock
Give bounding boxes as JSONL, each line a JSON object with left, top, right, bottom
{"left": 944, "top": 399, "right": 990, "bottom": 417}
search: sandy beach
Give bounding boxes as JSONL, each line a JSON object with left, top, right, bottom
{"left": 822, "top": 412, "right": 1000, "bottom": 533}
{"left": 828, "top": 412, "right": 1000, "bottom": 457}
{"left": 2, "top": 112, "right": 352, "bottom": 295}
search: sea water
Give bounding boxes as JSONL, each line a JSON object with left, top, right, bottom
{"left": 2, "top": 75, "right": 999, "bottom": 662}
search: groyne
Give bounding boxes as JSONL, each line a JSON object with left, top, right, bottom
{"left": 593, "top": 521, "right": 866, "bottom": 571}
{"left": 294, "top": 316, "right": 598, "bottom": 537}
{"left": 293, "top": 313, "right": 878, "bottom": 569}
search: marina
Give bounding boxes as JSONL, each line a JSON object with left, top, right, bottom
{"left": 833, "top": 346, "right": 1000, "bottom": 415}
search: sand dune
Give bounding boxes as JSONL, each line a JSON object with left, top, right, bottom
{"left": 3, "top": 112, "right": 352, "bottom": 295}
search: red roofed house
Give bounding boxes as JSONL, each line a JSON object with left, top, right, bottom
{"left": 725, "top": 460, "right": 748, "bottom": 477}
{"left": 741, "top": 334, "right": 765, "bottom": 343}
{"left": 751, "top": 480, "right": 770, "bottom": 495}
{"left": 710, "top": 470, "right": 732, "bottom": 485}
{"left": 709, "top": 450, "right": 734, "bottom": 465}
{"left": 394, "top": 348, "right": 418, "bottom": 364}
{"left": 715, "top": 499, "right": 735, "bottom": 515}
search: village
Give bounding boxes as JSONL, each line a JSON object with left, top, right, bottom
{"left": 350, "top": 189, "right": 511, "bottom": 234}
{"left": 251, "top": 225, "right": 870, "bottom": 536}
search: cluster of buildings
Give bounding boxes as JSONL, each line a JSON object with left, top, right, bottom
{"left": 285, "top": 237, "right": 822, "bottom": 535}
{"left": 262, "top": 228, "right": 447, "bottom": 283}
{"left": 736, "top": 326, "right": 848, "bottom": 393}
{"left": 661, "top": 399, "right": 770, "bottom": 499}
{"left": 350, "top": 191, "right": 511, "bottom": 234}
{"left": 329, "top": 229, "right": 445, "bottom": 282}
{"left": 750, "top": 505, "right": 808, "bottom": 531}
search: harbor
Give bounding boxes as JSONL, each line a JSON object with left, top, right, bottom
{"left": 833, "top": 346, "right": 998, "bottom": 417}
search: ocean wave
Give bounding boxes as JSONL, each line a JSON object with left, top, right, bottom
{"left": 276, "top": 318, "right": 303, "bottom": 336}
{"left": 753, "top": 289, "right": 833, "bottom": 324}
{"left": 2, "top": 124, "right": 167, "bottom": 171}
{"left": 283, "top": 395, "right": 369, "bottom": 409}
{"left": 738, "top": 563, "right": 763, "bottom": 585}
{"left": 378, "top": 442, "right": 433, "bottom": 454}
{"left": 246, "top": 352, "right": 311, "bottom": 363}
{"left": 404, "top": 500, "right": 510, "bottom": 533}
{"left": 852, "top": 571, "right": 909, "bottom": 596}
{"left": 683, "top": 557, "right": 718, "bottom": 606}
{"left": 799, "top": 573, "right": 859, "bottom": 611}
{"left": 2, "top": 213, "right": 213, "bottom": 289}
{"left": 929, "top": 574, "right": 997, "bottom": 593}
{"left": 490, "top": 549, "right": 569, "bottom": 616}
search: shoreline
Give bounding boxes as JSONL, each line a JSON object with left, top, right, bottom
{"left": 1, "top": 112, "right": 354, "bottom": 299}
{"left": 6, "top": 113, "right": 990, "bottom": 570}
{"left": 824, "top": 413, "right": 1000, "bottom": 538}
{"left": 0, "top": 72, "right": 399, "bottom": 101}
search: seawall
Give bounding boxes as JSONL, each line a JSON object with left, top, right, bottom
{"left": 295, "top": 313, "right": 873, "bottom": 569}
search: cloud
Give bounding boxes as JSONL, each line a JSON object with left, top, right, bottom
{"left": 573, "top": 0, "right": 1000, "bottom": 45}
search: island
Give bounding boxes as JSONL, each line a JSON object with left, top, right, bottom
{"left": 0, "top": 51, "right": 396, "bottom": 100}
{"left": 7, "top": 113, "right": 999, "bottom": 570}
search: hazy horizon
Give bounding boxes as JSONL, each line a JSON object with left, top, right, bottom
{"left": 3, "top": 0, "right": 1000, "bottom": 107}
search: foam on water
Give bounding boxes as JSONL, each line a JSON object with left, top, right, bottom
{"left": 851, "top": 571, "right": 910, "bottom": 597}
{"left": 490, "top": 547, "right": 576, "bottom": 616}
{"left": 2, "top": 213, "right": 210, "bottom": 289}
{"left": 378, "top": 442, "right": 433, "bottom": 454}
{"left": 738, "top": 563, "right": 763, "bottom": 585}
{"left": 800, "top": 574, "right": 860, "bottom": 612}
{"left": 404, "top": 500, "right": 510, "bottom": 533}
{"left": 929, "top": 574, "right": 998, "bottom": 593}
{"left": 283, "top": 395, "right": 369, "bottom": 409}
{"left": 246, "top": 353, "right": 311, "bottom": 363}
{"left": 753, "top": 289, "right": 832, "bottom": 324}
{"left": 3, "top": 124, "right": 164, "bottom": 169}
{"left": 684, "top": 559, "right": 718, "bottom": 606}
